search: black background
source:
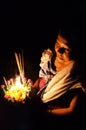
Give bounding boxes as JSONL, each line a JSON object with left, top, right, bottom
{"left": 0, "top": 1, "right": 86, "bottom": 83}
{"left": 0, "top": 1, "right": 86, "bottom": 129}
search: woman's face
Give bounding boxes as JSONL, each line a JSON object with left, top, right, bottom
{"left": 54, "top": 34, "right": 74, "bottom": 71}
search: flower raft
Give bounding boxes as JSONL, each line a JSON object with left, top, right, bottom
{"left": 1, "top": 76, "right": 33, "bottom": 103}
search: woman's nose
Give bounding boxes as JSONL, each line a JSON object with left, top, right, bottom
{"left": 58, "top": 47, "right": 65, "bottom": 54}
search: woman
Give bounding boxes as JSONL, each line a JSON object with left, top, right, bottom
{"left": 29, "top": 26, "right": 86, "bottom": 130}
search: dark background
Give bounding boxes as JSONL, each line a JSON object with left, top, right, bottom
{"left": 0, "top": 1, "right": 86, "bottom": 83}
{"left": 0, "top": 1, "right": 86, "bottom": 130}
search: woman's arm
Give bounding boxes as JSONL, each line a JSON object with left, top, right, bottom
{"left": 32, "top": 78, "right": 40, "bottom": 88}
{"left": 48, "top": 93, "right": 79, "bottom": 116}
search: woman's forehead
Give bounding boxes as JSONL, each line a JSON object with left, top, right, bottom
{"left": 55, "top": 35, "right": 72, "bottom": 51}
{"left": 56, "top": 35, "right": 68, "bottom": 44}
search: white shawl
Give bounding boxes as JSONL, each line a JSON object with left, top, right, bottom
{"left": 41, "top": 61, "right": 84, "bottom": 103}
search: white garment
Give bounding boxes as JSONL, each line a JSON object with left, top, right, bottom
{"left": 41, "top": 61, "right": 84, "bottom": 103}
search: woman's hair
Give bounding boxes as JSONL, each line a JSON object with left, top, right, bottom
{"left": 57, "top": 25, "right": 85, "bottom": 61}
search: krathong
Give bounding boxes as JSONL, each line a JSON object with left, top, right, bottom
{"left": 1, "top": 51, "right": 33, "bottom": 103}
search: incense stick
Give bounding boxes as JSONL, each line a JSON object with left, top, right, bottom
{"left": 14, "top": 50, "right": 24, "bottom": 82}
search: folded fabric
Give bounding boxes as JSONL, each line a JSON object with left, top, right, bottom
{"left": 41, "top": 61, "right": 85, "bottom": 103}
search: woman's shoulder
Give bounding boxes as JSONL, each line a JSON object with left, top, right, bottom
{"left": 46, "top": 88, "right": 85, "bottom": 108}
